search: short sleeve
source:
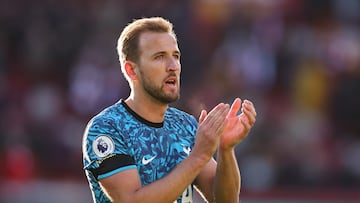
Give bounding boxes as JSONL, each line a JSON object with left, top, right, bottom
{"left": 82, "top": 117, "right": 136, "bottom": 180}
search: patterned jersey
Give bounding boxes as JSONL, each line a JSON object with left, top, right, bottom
{"left": 82, "top": 99, "right": 198, "bottom": 203}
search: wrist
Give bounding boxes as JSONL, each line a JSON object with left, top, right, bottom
{"left": 218, "top": 143, "right": 236, "bottom": 153}
{"left": 217, "top": 147, "right": 235, "bottom": 158}
{"left": 188, "top": 151, "right": 212, "bottom": 168}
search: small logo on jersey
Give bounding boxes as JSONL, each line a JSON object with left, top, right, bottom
{"left": 92, "top": 135, "right": 115, "bottom": 158}
{"left": 142, "top": 155, "right": 157, "bottom": 165}
{"left": 182, "top": 145, "right": 191, "bottom": 156}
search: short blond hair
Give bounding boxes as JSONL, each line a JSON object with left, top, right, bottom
{"left": 117, "top": 17, "right": 176, "bottom": 81}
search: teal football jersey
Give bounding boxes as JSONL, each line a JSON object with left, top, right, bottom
{"left": 82, "top": 100, "right": 198, "bottom": 203}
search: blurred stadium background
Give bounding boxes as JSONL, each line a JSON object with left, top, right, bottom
{"left": 0, "top": 0, "right": 359, "bottom": 202}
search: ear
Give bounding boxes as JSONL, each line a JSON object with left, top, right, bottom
{"left": 124, "top": 61, "right": 138, "bottom": 81}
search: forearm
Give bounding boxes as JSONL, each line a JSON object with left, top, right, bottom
{"left": 124, "top": 154, "right": 208, "bottom": 203}
{"left": 214, "top": 149, "right": 240, "bottom": 203}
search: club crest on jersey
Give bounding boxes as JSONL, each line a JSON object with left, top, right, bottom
{"left": 92, "top": 135, "right": 115, "bottom": 158}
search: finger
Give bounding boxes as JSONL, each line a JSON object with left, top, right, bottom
{"left": 211, "top": 103, "right": 230, "bottom": 126}
{"left": 199, "top": 110, "right": 207, "bottom": 123}
{"left": 242, "top": 107, "right": 256, "bottom": 126}
{"left": 203, "top": 103, "right": 230, "bottom": 131}
{"left": 243, "top": 100, "right": 257, "bottom": 117}
{"left": 206, "top": 103, "right": 228, "bottom": 120}
{"left": 228, "top": 98, "right": 242, "bottom": 118}
{"left": 207, "top": 103, "right": 225, "bottom": 115}
{"left": 242, "top": 102, "right": 256, "bottom": 125}
{"left": 240, "top": 116, "right": 251, "bottom": 136}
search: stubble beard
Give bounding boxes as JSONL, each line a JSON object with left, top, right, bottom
{"left": 141, "top": 74, "right": 180, "bottom": 104}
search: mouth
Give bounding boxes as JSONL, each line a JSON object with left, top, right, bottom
{"left": 165, "top": 76, "right": 179, "bottom": 89}
{"left": 164, "top": 76, "right": 178, "bottom": 87}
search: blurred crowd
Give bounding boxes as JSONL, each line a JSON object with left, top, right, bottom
{"left": 1, "top": 0, "right": 360, "bottom": 196}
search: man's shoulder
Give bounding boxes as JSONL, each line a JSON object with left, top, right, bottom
{"left": 166, "top": 107, "right": 197, "bottom": 124}
{"left": 84, "top": 102, "right": 130, "bottom": 135}
{"left": 83, "top": 102, "right": 130, "bottom": 146}
{"left": 166, "top": 106, "right": 191, "bottom": 117}
{"left": 91, "top": 102, "right": 126, "bottom": 122}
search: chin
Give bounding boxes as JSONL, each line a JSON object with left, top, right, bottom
{"left": 161, "top": 94, "right": 180, "bottom": 104}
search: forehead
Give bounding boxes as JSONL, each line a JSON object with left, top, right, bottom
{"left": 138, "top": 32, "right": 179, "bottom": 55}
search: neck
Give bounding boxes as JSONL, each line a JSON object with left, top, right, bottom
{"left": 125, "top": 93, "right": 168, "bottom": 123}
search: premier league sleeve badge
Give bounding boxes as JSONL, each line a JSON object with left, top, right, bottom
{"left": 92, "top": 135, "right": 115, "bottom": 158}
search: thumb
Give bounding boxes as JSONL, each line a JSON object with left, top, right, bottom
{"left": 227, "top": 98, "right": 241, "bottom": 118}
{"left": 199, "top": 110, "right": 207, "bottom": 123}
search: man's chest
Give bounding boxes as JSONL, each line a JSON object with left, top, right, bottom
{"left": 128, "top": 127, "right": 194, "bottom": 185}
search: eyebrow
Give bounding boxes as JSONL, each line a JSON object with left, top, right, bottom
{"left": 152, "top": 50, "right": 181, "bottom": 57}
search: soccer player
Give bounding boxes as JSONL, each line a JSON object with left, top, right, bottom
{"left": 82, "top": 17, "right": 257, "bottom": 203}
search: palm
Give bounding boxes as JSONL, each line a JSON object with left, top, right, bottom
{"left": 220, "top": 113, "right": 248, "bottom": 149}
{"left": 220, "top": 98, "right": 255, "bottom": 150}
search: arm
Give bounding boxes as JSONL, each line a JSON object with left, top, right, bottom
{"left": 99, "top": 103, "right": 230, "bottom": 203}
{"left": 193, "top": 151, "right": 240, "bottom": 203}
{"left": 214, "top": 148, "right": 240, "bottom": 203}
{"left": 196, "top": 98, "right": 256, "bottom": 203}
{"left": 215, "top": 98, "right": 256, "bottom": 202}
{"left": 99, "top": 152, "right": 209, "bottom": 203}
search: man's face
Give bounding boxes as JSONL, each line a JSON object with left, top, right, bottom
{"left": 136, "top": 31, "right": 181, "bottom": 104}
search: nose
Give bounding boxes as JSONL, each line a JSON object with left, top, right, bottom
{"left": 167, "top": 56, "right": 180, "bottom": 72}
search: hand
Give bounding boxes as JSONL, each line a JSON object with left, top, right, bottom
{"left": 191, "top": 103, "right": 230, "bottom": 162}
{"left": 219, "top": 98, "right": 256, "bottom": 151}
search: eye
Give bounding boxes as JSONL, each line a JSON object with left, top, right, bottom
{"left": 155, "top": 54, "right": 164, "bottom": 60}
{"left": 173, "top": 54, "right": 180, "bottom": 60}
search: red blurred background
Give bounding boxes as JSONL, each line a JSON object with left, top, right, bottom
{"left": 0, "top": 0, "right": 359, "bottom": 202}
